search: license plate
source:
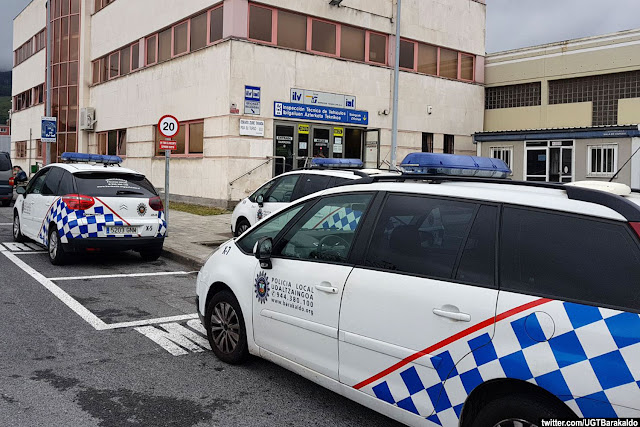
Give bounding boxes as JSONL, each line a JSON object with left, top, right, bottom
{"left": 107, "top": 226, "right": 139, "bottom": 235}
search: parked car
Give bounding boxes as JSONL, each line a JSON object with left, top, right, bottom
{"left": 197, "top": 153, "right": 640, "bottom": 426}
{"left": 13, "top": 153, "right": 166, "bottom": 265}
{"left": 0, "top": 152, "right": 13, "bottom": 207}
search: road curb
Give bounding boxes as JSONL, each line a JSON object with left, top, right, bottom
{"left": 161, "top": 246, "right": 205, "bottom": 270}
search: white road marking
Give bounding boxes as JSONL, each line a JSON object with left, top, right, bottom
{"left": 135, "top": 321, "right": 211, "bottom": 356}
{"left": 0, "top": 223, "right": 13, "bottom": 226}
{"left": 49, "top": 271, "right": 198, "bottom": 281}
{"left": 1, "top": 251, "right": 109, "bottom": 330}
{"left": 2, "top": 242, "right": 35, "bottom": 252}
{"left": 102, "top": 314, "right": 199, "bottom": 330}
{"left": 13, "top": 251, "right": 48, "bottom": 255}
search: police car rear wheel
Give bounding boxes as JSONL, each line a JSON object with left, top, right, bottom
{"left": 471, "top": 393, "right": 573, "bottom": 427}
{"left": 13, "top": 214, "right": 25, "bottom": 242}
{"left": 139, "top": 246, "right": 162, "bottom": 262}
{"left": 235, "top": 219, "right": 250, "bottom": 237}
{"left": 2, "top": 200, "right": 10, "bottom": 207}
{"left": 48, "top": 227, "right": 66, "bottom": 265}
{"left": 206, "top": 291, "right": 248, "bottom": 364}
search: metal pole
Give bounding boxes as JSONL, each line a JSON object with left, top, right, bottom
{"left": 164, "top": 150, "right": 170, "bottom": 237}
{"left": 28, "top": 128, "right": 32, "bottom": 174}
{"left": 390, "top": 0, "right": 401, "bottom": 170}
{"left": 45, "top": 0, "right": 53, "bottom": 165}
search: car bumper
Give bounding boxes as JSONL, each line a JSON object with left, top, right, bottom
{"left": 196, "top": 296, "right": 205, "bottom": 327}
{"left": 63, "top": 236, "right": 164, "bottom": 252}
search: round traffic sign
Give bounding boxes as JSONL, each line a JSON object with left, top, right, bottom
{"left": 158, "top": 115, "right": 180, "bottom": 138}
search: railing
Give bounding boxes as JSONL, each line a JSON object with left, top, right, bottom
{"left": 229, "top": 156, "right": 285, "bottom": 187}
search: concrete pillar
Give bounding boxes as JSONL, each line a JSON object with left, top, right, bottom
{"left": 223, "top": 0, "right": 249, "bottom": 39}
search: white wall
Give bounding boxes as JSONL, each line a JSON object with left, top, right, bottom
{"left": 13, "top": 0, "right": 46, "bottom": 50}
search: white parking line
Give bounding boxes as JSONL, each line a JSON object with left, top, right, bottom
{"left": 0, "top": 223, "right": 13, "bottom": 226}
{"left": 49, "top": 271, "right": 198, "bottom": 281}
{"left": 14, "top": 251, "right": 48, "bottom": 255}
{"left": 104, "top": 314, "right": 199, "bottom": 330}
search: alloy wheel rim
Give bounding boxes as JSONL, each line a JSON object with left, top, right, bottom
{"left": 49, "top": 232, "right": 58, "bottom": 259}
{"left": 210, "top": 302, "right": 240, "bottom": 354}
{"left": 13, "top": 217, "right": 19, "bottom": 238}
{"left": 493, "top": 419, "right": 537, "bottom": 427}
{"left": 239, "top": 224, "right": 249, "bottom": 233}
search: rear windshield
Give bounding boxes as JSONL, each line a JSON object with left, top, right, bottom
{"left": 0, "top": 155, "right": 11, "bottom": 171}
{"left": 74, "top": 173, "right": 157, "bottom": 198}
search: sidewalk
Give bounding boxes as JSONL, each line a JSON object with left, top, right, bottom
{"left": 161, "top": 210, "right": 234, "bottom": 268}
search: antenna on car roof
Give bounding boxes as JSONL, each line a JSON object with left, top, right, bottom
{"left": 609, "top": 145, "right": 640, "bottom": 183}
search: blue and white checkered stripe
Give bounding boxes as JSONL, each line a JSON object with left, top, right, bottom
{"left": 319, "top": 208, "right": 363, "bottom": 231}
{"left": 361, "top": 297, "right": 640, "bottom": 425}
{"left": 156, "top": 210, "right": 167, "bottom": 238}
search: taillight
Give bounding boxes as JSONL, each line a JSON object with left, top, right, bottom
{"left": 62, "top": 194, "right": 95, "bottom": 210}
{"left": 149, "top": 196, "right": 164, "bottom": 211}
{"left": 631, "top": 222, "right": 640, "bottom": 239}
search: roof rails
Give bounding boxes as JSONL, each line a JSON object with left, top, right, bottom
{"left": 346, "top": 174, "right": 640, "bottom": 222}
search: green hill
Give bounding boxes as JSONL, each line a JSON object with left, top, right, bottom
{"left": 0, "top": 71, "right": 10, "bottom": 97}
{"left": 0, "top": 96, "right": 10, "bottom": 125}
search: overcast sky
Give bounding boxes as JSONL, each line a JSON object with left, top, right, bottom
{"left": 1, "top": 0, "right": 640, "bottom": 70}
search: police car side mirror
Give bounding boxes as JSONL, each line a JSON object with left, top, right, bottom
{"left": 254, "top": 237, "right": 273, "bottom": 269}
{"left": 256, "top": 194, "right": 265, "bottom": 207}
{"left": 16, "top": 186, "right": 26, "bottom": 195}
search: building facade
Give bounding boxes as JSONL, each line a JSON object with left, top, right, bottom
{"left": 12, "top": 0, "right": 486, "bottom": 206}
{"left": 476, "top": 30, "right": 640, "bottom": 187}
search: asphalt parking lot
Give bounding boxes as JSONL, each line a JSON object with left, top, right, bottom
{"left": 0, "top": 205, "right": 401, "bottom": 427}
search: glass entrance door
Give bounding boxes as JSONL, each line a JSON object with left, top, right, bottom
{"left": 549, "top": 146, "right": 573, "bottom": 183}
{"left": 275, "top": 124, "right": 295, "bottom": 176}
{"left": 313, "top": 128, "right": 331, "bottom": 159}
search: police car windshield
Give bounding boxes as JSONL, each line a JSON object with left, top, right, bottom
{"left": 74, "top": 172, "right": 157, "bottom": 198}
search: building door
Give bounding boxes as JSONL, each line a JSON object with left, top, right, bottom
{"left": 296, "top": 124, "right": 310, "bottom": 168}
{"left": 549, "top": 143, "right": 573, "bottom": 183}
{"left": 363, "top": 129, "right": 380, "bottom": 169}
{"left": 312, "top": 127, "right": 331, "bottom": 159}
{"left": 275, "top": 124, "right": 295, "bottom": 176}
{"left": 344, "top": 128, "right": 363, "bottom": 160}
{"left": 525, "top": 142, "right": 548, "bottom": 182}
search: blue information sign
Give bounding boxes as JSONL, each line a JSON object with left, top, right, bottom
{"left": 41, "top": 116, "right": 57, "bottom": 143}
{"left": 274, "top": 102, "right": 368, "bottom": 126}
{"left": 245, "top": 85, "right": 261, "bottom": 115}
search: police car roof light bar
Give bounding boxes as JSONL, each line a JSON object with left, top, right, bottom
{"left": 400, "top": 152, "right": 512, "bottom": 179}
{"left": 61, "top": 152, "right": 123, "bottom": 166}
{"left": 310, "top": 158, "right": 364, "bottom": 169}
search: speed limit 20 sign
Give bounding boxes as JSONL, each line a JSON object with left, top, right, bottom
{"left": 158, "top": 115, "right": 179, "bottom": 138}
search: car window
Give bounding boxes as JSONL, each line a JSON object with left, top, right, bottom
{"left": 501, "top": 207, "right": 640, "bottom": 312}
{"left": 364, "top": 194, "right": 477, "bottom": 280}
{"left": 267, "top": 174, "right": 299, "bottom": 203}
{"left": 41, "top": 167, "right": 65, "bottom": 196}
{"left": 249, "top": 178, "right": 278, "bottom": 203}
{"left": 329, "top": 177, "right": 353, "bottom": 187}
{"left": 275, "top": 194, "right": 373, "bottom": 263}
{"left": 0, "top": 155, "right": 11, "bottom": 171}
{"left": 292, "top": 174, "right": 332, "bottom": 201}
{"left": 236, "top": 204, "right": 306, "bottom": 253}
{"left": 57, "top": 171, "right": 76, "bottom": 196}
{"left": 455, "top": 205, "right": 498, "bottom": 288}
{"left": 74, "top": 173, "right": 157, "bottom": 198}
{"left": 26, "top": 169, "right": 49, "bottom": 195}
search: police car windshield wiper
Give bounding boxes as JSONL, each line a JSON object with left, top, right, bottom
{"left": 116, "top": 190, "right": 145, "bottom": 195}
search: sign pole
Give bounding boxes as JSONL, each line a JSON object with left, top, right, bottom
{"left": 45, "top": 0, "right": 53, "bottom": 165}
{"left": 157, "top": 115, "right": 179, "bottom": 239}
{"left": 164, "top": 149, "right": 170, "bottom": 237}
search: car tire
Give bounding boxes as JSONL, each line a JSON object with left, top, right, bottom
{"left": 2, "top": 200, "right": 10, "bottom": 207}
{"left": 234, "top": 218, "right": 251, "bottom": 237}
{"left": 206, "top": 290, "right": 248, "bottom": 365}
{"left": 470, "top": 393, "right": 575, "bottom": 427}
{"left": 139, "top": 246, "right": 163, "bottom": 262}
{"left": 13, "top": 213, "right": 25, "bottom": 243}
{"left": 48, "top": 226, "right": 67, "bottom": 265}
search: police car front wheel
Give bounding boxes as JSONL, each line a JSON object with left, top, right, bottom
{"left": 234, "top": 218, "right": 251, "bottom": 237}
{"left": 13, "top": 214, "right": 25, "bottom": 242}
{"left": 48, "top": 227, "right": 67, "bottom": 265}
{"left": 470, "top": 393, "right": 575, "bottom": 427}
{"left": 206, "top": 290, "right": 248, "bottom": 364}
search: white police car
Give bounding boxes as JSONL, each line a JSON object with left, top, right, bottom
{"left": 197, "top": 152, "right": 640, "bottom": 426}
{"left": 13, "top": 153, "right": 166, "bottom": 265}
{"left": 231, "top": 158, "right": 394, "bottom": 236}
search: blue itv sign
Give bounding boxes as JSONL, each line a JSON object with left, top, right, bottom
{"left": 274, "top": 102, "right": 368, "bottom": 126}
{"left": 41, "top": 116, "right": 57, "bottom": 143}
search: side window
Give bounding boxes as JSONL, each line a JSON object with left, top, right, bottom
{"left": 275, "top": 194, "right": 373, "bottom": 263}
{"left": 236, "top": 204, "right": 306, "bottom": 253}
{"left": 267, "top": 174, "right": 300, "bottom": 203}
{"left": 249, "top": 178, "right": 278, "bottom": 203}
{"left": 500, "top": 207, "right": 640, "bottom": 312}
{"left": 455, "top": 205, "right": 498, "bottom": 288}
{"left": 292, "top": 174, "right": 332, "bottom": 201}
{"left": 365, "top": 194, "right": 477, "bottom": 280}
{"left": 57, "top": 171, "right": 76, "bottom": 196}
{"left": 329, "top": 177, "right": 353, "bottom": 187}
{"left": 41, "top": 167, "right": 65, "bottom": 196}
{"left": 26, "top": 169, "right": 49, "bottom": 195}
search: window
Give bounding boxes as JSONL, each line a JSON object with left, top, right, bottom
{"left": 250, "top": 179, "right": 277, "bottom": 203}
{"left": 155, "top": 120, "right": 204, "bottom": 156}
{"left": 26, "top": 169, "right": 49, "bottom": 195}
{"left": 455, "top": 205, "right": 497, "bottom": 287}
{"left": 311, "top": 20, "right": 336, "bottom": 55}
{"left": 418, "top": 44, "right": 437, "bottom": 75}
{"left": 422, "top": 133, "right": 434, "bottom": 153}
{"left": 501, "top": 207, "right": 640, "bottom": 312}
{"left": 15, "top": 142, "right": 27, "bottom": 159}
{"left": 460, "top": 54, "right": 474, "bottom": 81}
{"left": 75, "top": 173, "right": 157, "bottom": 198}
{"left": 190, "top": 12, "right": 207, "bottom": 51}
{"left": 292, "top": 174, "right": 332, "bottom": 201}
{"left": 209, "top": 6, "right": 224, "bottom": 43}
{"left": 146, "top": 35, "right": 157, "bottom": 65}
{"left": 57, "top": 171, "right": 75, "bottom": 195}
{"left": 109, "top": 51, "right": 119, "bottom": 79}
{"left": 121, "top": 46, "right": 130, "bottom": 75}
{"left": 36, "top": 140, "right": 44, "bottom": 159}
{"left": 174, "top": 21, "right": 189, "bottom": 56}
{"left": 588, "top": 144, "right": 618, "bottom": 176}
{"left": 131, "top": 42, "right": 140, "bottom": 70}
{"left": 276, "top": 194, "right": 373, "bottom": 263}
{"left": 237, "top": 204, "right": 306, "bottom": 253}
{"left": 341, "top": 25, "right": 365, "bottom": 61}
{"left": 491, "top": 147, "right": 513, "bottom": 169}
{"left": 439, "top": 48, "right": 458, "bottom": 79}
{"left": 42, "top": 167, "right": 65, "bottom": 196}
{"left": 399, "top": 40, "right": 415, "bottom": 69}
{"left": 277, "top": 10, "right": 306, "bottom": 51}
{"left": 98, "top": 129, "right": 126, "bottom": 156}
{"left": 249, "top": 5, "right": 273, "bottom": 43}
{"left": 365, "top": 194, "right": 477, "bottom": 280}
{"left": 368, "top": 32, "right": 386, "bottom": 64}
{"left": 266, "top": 175, "right": 300, "bottom": 203}
{"left": 444, "top": 135, "right": 454, "bottom": 154}
{"left": 158, "top": 28, "right": 172, "bottom": 62}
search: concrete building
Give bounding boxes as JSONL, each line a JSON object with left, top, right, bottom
{"left": 476, "top": 29, "right": 640, "bottom": 187}
{"left": 12, "top": 0, "right": 486, "bottom": 206}
{"left": 0, "top": 125, "right": 10, "bottom": 153}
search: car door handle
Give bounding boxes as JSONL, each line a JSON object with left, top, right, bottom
{"left": 315, "top": 282, "right": 338, "bottom": 294}
{"left": 433, "top": 308, "right": 471, "bottom": 322}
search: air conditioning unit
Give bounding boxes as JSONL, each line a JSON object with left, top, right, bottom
{"left": 79, "top": 107, "right": 96, "bottom": 131}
